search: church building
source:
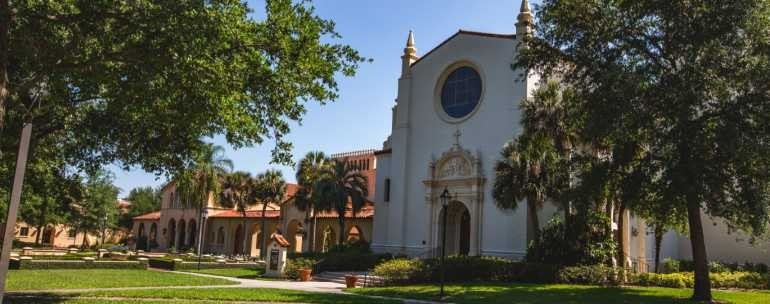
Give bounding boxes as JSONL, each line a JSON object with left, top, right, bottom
{"left": 370, "top": 0, "right": 770, "bottom": 267}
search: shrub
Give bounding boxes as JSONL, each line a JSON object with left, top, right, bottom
{"left": 710, "top": 272, "right": 769, "bottom": 289}
{"left": 557, "top": 265, "right": 621, "bottom": 286}
{"left": 284, "top": 258, "right": 319, "bottom": 280}
{"left": 318, "top": 251, "right": 392, "bottom": 271}
{"left": 371, "top": 258, "right": 425, "bottom": 285}
{"left": 660, "top": 258, "right": 680, "bottom": 274}
{"left": 631, "top": 272, "right": 692, "bottom": 289}
{"left": 371, "top": 256, "right": 559, "bottom": 286}
{"left": 14, "top": 259, "right": 148, "bottom": 270}
{"left": 526, "top": 215, "right": 615, "bottom": 266}
{"left": 709, "top": 261, "right": 728, "bottom": 273}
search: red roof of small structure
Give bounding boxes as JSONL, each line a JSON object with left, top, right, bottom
{"left": 133, "top": 211, "right": 161, "bottom": 220}
{"left": 271, "top": 234, "right": 291, "bottom": 247}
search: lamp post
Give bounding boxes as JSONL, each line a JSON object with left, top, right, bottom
{"left": 439, "top": 187, "right": 451, "bottom": 300}
{"left": 101, "top": 215, "right": 108, "bottom": 247}
{"left": 197, "top": 207, "right": 209, "bottom": 270}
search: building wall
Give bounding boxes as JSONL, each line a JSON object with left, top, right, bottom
{"left": 14, "top": 222, "right": 124, "bottom": 248}
{"left": 372, "top": 32, "right": 533, "bottom": 259}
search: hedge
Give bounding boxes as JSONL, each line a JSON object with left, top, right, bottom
{"left": 372, "top": 256, "right": 559, "bottom": 286}
{"left": 147, "top": 258, "right": 263, "bottom": 271}
{"left": 11, "top": 259, "right": 148, "bottom": 270}
{"left": 632, "top": 271, "right": 770, "bottom": 290}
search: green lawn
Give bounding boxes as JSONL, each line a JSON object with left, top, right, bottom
{"left": 6, "top": 288, "right": 400, "bottom": 304}
{"left": 347, "top": 283, "right": 770, "bottom": 304}
{"left": 182, "top": 267, "right": 268, "bottom": 279}
{"left": 6, "top": 269, "right": 237, "bottom": 291}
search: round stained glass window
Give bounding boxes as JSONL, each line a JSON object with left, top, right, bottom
{"left": 440, "top": 66, "right": 482, "bottom": 119}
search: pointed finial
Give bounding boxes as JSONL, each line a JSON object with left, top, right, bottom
{"left": 520, "top": 0, "right": 531, "bottom": 13}
{"left": 406, "top": 30, "right": 415, "bottom": 47}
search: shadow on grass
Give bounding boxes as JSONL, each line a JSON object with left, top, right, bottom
{"left": 4, "top": 292, "right": 76, "bottom": 304}
{"left": 351, "top": 283, "right": 708, "bottom": 304}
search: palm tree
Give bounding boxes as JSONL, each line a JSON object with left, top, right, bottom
{"left": 294, "top": 151, "right": 331, "bottom": 252}
{"left": 175, "top": 143, "right": 233, "bottom": 252}
{"left": 520, "top": 80, "right": 577, "bottom": 154}
{"left": 254, "top": 169, "right": 286, "bottom": 259}
{"left": 492, "top": 132, "right": 559, "bottom": 243}
{"left": 219, "top": 171, "right": 257, "bottom": 255}
{"left": 315, "top": 159, "right": 368, "bottom": 246}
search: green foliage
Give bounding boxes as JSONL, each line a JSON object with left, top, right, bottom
{"left": 371, "top": 258, "right": 424, "bottom": 285}
{"left": 661, "top": 258, "right": 681, "bottom": 274}
{"left": 284, "top": 257, "right": 319, "bottom": 280}
{"left": 557, "top": 265, "right": 621, "bottom": 286}
{"left": 526, "top": 215, "right": 615, "bottom": 267}
{"left": 632, "top": 271, "right": 770, "bottom": 290}
{"left": 70, "top": 169, "right": 121, "bottom": 246}
{"left": 520, "top": 0, "right": 770, "bottom": 300}
{"left": 119, "top": 187, "right": 160, "bottom": 230}
{"left": 315, "top": 160, "right": 369, "bottom": 244}
{"left": 372, "top": 256, "right": 559, "bottom": 286}
{"left": 13, "top": 259, "right": 148, "bottom": 270}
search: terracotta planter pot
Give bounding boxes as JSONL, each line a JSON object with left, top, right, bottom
{"left": 345, "top": 275, "right": 358, "bottom": 288}
{"left": 298, "top": 268, "right": 312, "bottom": 282}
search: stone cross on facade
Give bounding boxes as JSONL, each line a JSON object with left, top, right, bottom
{"left": 452, "top": 129, "right": 462, "bottom": 147}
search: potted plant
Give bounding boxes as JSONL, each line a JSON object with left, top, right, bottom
{"left": 345, "top": 273, "right": 358, "bottom": 288}
{"left": 298, "top": 268, "right": 313, "bottom": 281}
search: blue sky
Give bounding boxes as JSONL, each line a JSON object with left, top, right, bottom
{"left": 110, "top": 0, "right": 527, "bottom": 197}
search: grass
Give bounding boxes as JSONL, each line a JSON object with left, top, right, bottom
{"left": 347, "top": 283, "right": 770, "bottom": 304}
{"left": 182, "top": 267, "right": 268, "bottom": 279}
{"left": 5, "top": 288, "right": 401, "bottom": 304}
{"left": 6, "top": 269, "right": 237, "bottom": 291}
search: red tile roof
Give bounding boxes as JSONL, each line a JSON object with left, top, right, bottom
{"left": 272, "top": 234, "right": 291, "bottom": 247}
{"left": 133, "top": 211, "right": 161, "bottom": 220}
{"left": 208, "top": 209, "right": 282, "bottom": 218}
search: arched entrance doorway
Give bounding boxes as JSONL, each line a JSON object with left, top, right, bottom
{"left": 167, "top": 219, "right": 176, "bottom": 249}
{"left": 285, "top": 220, "right": 303, "bottom": 253}
{"left": 177, "top": 219, "right": 186, "bottom": 250}
{"left": 233, "top": 225, "right": 244, "bottom": 255}
{"left": 438, "top": 201, "right": 471, "bottom": 256}
{"left": 41, "top": 226, "right": 55, "bottom": 244}
{"left": 187, "top": 220, "right": 197, "bottom": 248}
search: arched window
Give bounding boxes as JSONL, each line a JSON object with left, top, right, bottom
{"left": 216, "top": 227, "right": 225, "bottom": 245}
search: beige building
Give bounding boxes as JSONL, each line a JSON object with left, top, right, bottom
{"left": 11, "top": 199, "right": 131, "bottom": 248}
{"left": 131, "top": 150, "right": 377, "bottom": 256}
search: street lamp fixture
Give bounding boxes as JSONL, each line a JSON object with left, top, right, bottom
{"left": 438, "top": 187, "right": 451, "bottom": 300}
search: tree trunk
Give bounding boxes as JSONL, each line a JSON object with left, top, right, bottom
{"left": 526, "top": 196, "right": 540, "bottom": 244}
{"left": 337, "top": 215, "right": 345, "bottom": 246}
{"left": 308, "top": 206, "right": 316, "bottom": 252}
{"left": 241, "top": 211, "right": 248, "bottom": 256}
{"left": 0, "top": 0, "right": 10, "bottom": 129}
{"left": 654, "top": 225, "right": 663, "bottom": 273}
{"left": 617, "top": 204, "right": 628, "bottom": 269}
{"left": 686, "top": 198, "right": 712, "bottom": 301}
{"left": 35, "top": 225, "right": 43, "bottom": 244}
{"left": 260, "top": 204, "right": 268, "bottom": 259}
{"left": 81, "top": 231, "right": 88, "bottom": 249}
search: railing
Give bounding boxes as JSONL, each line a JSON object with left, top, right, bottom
{"left": 330, "top": 149, "right": 377, "bottom": 159}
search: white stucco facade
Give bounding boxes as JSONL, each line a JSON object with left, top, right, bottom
{"left": 372, "top": 1, "right": 770, "bottom": 268}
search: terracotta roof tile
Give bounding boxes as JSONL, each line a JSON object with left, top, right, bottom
{"left": 133, "top": 211, "right": 161, "bottom": 220}
{"left": 271, "top": 234, "right": 291, "bottom": 247}
{"left": 208, "top": 210, "right": 281, "bottom": 218}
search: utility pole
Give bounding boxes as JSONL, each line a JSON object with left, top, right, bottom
{"left": 0, "top": 123, "right": 33, "bottom": 303}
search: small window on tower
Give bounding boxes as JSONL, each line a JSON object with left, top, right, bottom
{"left": 19, "top": 227, "right": 29, "bottom": 236}
{"left": 384, "top": 178, "right": 391, "bottom": 202}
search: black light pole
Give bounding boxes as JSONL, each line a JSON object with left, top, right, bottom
{"left": 439, "top": 187, "right": 451, "bottom": 300}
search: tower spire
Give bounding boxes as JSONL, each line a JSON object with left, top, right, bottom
{"left": 516, "top": 0, "right": 534, "bottom": 39}
{"left": 401, "top": 30, "right": 418, "bottom": 78}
